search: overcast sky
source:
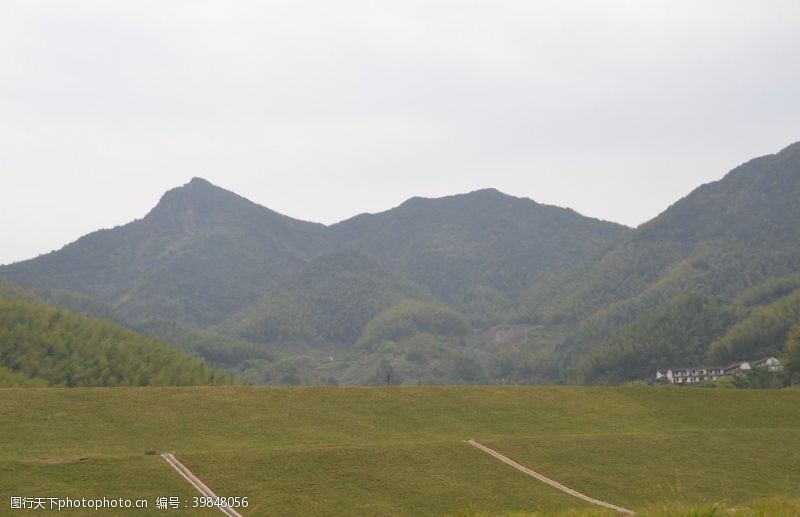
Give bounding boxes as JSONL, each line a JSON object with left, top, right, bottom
{"left": 2, "top": 1, "right": 799, "bottom": 265}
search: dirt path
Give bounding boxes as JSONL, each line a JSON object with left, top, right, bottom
{"left": 467, "top": 440, "right": 635, "bottom": 515}
{"left": 161, "top": 453, "right": 243, "bottom": 517}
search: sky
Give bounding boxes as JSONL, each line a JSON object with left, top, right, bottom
{"left": 2, "top": 1, "right": 800, "bottom": 265}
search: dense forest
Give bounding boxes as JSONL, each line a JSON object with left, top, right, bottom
{"left": 1, "top": 143, "right": 799, "bottom": 386}
{"left": 0, "top": 279, "right": 229, "bottom": 387}
{"left": 225, "top": 251, "right": 430, "bottom": 347}
{"left": 575, "top": 277, "right": 800, "bottom": 385}
{"left": 516, "top": 142, "right": 800, "bottom": 384}
{"left": 0, "top": 179, "right": 625, "bottom": 329}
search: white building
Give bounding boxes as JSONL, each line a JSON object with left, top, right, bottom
{"left": 752, "top": 356, "right": 782, "bottom": 372}
{"left": 656, "top": 366, "right": 724, "bottom": 384}
{"left": 723, "top": 361, "right": 752, "bottom": 376}
{"left": 656, "top": 357, "right": 781, "bottom": 384}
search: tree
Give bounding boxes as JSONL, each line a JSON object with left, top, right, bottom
{"left": 784, "top": 322, "right": 800, "bottom": 384}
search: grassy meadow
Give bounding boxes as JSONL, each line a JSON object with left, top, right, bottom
{"left": 1, "top": 386, "right": 799, "bottom": 515}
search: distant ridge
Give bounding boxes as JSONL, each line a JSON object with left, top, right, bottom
{"left": 0, "top": 182, "right": 627, "bottom": 329}
{"left": 518, "top": 141, "right": 800, "bottom": 383}
{"left": 0, "top": 179, "right": 328, "bottom": 325}
{"left": 329, "top": 187, "right": 629, "bottom": 303}
{"left": 4, "top": 143, "right": 798, "bottom": 385}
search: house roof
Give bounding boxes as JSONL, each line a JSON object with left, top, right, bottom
{"left": 753, "top": 356, "right": 780, "bottom": 364}
{"left": 725, "top": 361, "right": 750, "bottom": 369}
{"left": 669, "top": 366, "right": 723, "bottom": 371}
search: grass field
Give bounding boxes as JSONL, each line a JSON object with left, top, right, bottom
{"left": 1, "top": 386, "right": 799, "bottom": 515}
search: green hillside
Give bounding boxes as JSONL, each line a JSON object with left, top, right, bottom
{"left": 1, "top": 386, "right": 798, "bottom": 515}
{"left": 785, "top": 322, "right": 800, "bottom": 383}
{"left": 329, "top": 189, "right": 628, "bottom": 319}
{"left": 0, "top": 181, "right": 631, "bottom": 384}
{"left": 0, "top": 182, "right": 627, "bottom": 333}
{"left": 2, "top": 143, "right": 800, "bottom": 385}
{"left": 515, "top": 142, "right": 800, "bottom": 383}
{"left": 133, "top": 318, "right": 275, "bottom": 368}
{"left": 708, "top": 286, "right": 800, "bottom": 365}
{"left": 0, "top": 279, "right": 229, "bottom": 387}
{"left": 225, "top": 251, "right": 430, "bottom": 348}
{"left": 0, "top": 363, "right": 46, "bottom": 387}
{"left": 523, "top": 142, "right": 800, "bottom": 328}
{"left": 576, "top": 292, "right": 735, "bottom": 384}
{"left": 0, "top": 178, "right": 327, "bottom": 326}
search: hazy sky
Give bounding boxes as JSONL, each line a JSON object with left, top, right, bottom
{"left": 2, "top": 1, "right": 800, "bottom": 265}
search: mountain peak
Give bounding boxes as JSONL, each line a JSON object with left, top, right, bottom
{"left": 142, "top": 178, "right": 266, "bottom": 236}
{"left": 186, "top": 177, "right": 215, "bottom": 188}
{"left": 400, "top": 188, "right": 516, "bottom": 208}
{"left": 778, "top": 141, "right": 800, "bottom": 155}
{"left": 459, "top": 188, "right": 527, "bottom": 204}
{"left": 467, "top": 187, "right": 504, "bottom": 196}
{"left": 155, "top": 178, "right": 241, "bottom": 209}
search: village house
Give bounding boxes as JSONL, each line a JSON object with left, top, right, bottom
{"left": 655, "top": 357, "right": 781, "bottom": 384}
{"left": 723, "top": 361, "right": 752, "bottom": 376}
{"left": 656, "top": 367, "right": 724, "bottom": 384}
{"left": 752, "top": 356, "right": 782, "bottom": 372}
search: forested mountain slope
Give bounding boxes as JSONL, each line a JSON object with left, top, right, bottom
{"left": 223, "top": 251, "right": 431, "bottom": 349}
{"left": 3, "top": 142, "right": 798, "bottom": 385}
{"left": 522, "top": 142, "right": 800, "bottom": 332}
{"left": 0, "top": 178, "right": 328, "bottom": 326}
{"left": 527, "top": 142, "right": 800, "bottom": 383}
{"left": 0, "top": 181, "right": 627, "bottom": 335}
{"left": 0, "top": 279, "right": 229, "bottom": 387}
{"left": 330, "top": 188, "right": 629, "bottom": 318}
{"left": 0, "top": 179, "right": 630, "bottom": 384}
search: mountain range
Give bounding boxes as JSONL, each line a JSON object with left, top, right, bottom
{"left": 2, "top": 142, "right": 800, "bottom": 385}
{"left": 1, "top": 179, "right": 626, "bottom": 327}
{"left": 517, "top": 142, "right": 800, "bottom": 383}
